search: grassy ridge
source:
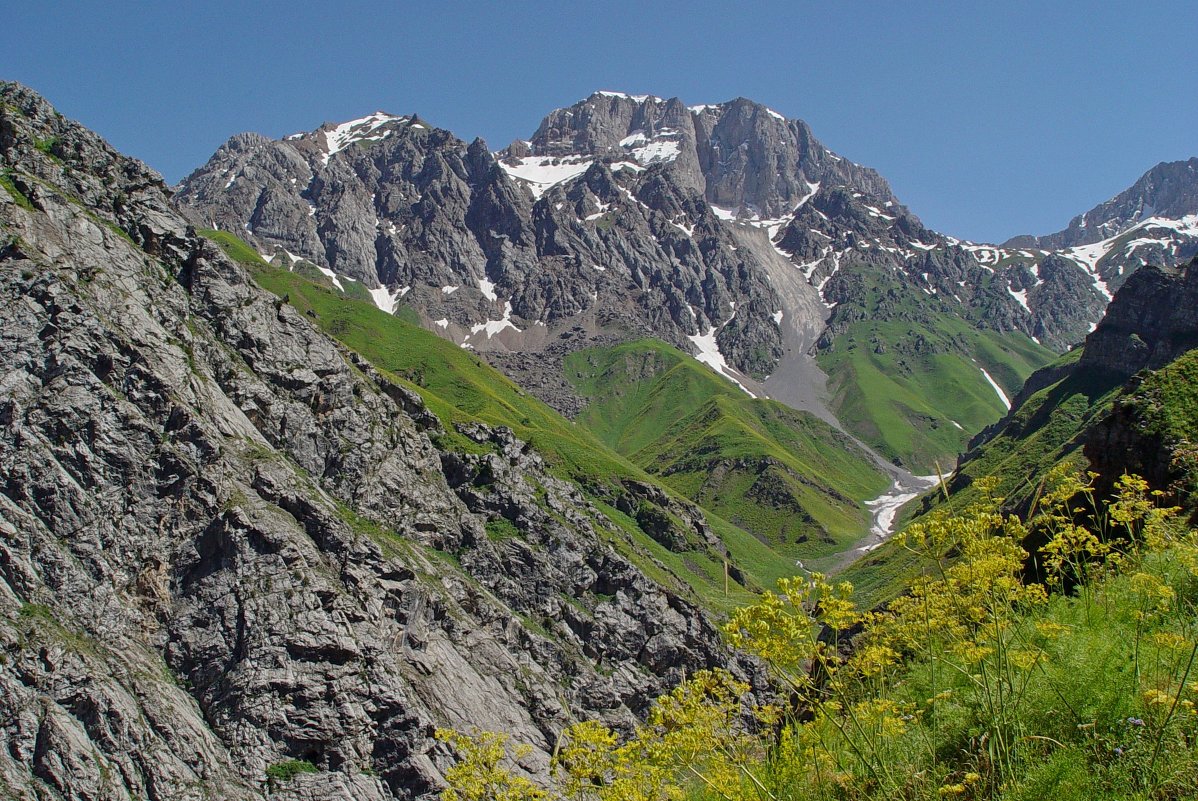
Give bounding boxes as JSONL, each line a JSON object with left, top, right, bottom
{"left": 946, "top": 347, "right": 1120, "bottom": 507}
{"left": 840, "top": 347, "right": 1122, "bottom": 606}
{"left": 819, "top": 318, "right": 1051, "bottom": 472}
{"left": 841, "top": 345, "right": 1198, "bottom": 607}
{"left": 565, "top": 340, "right": 890, "bottom": 569}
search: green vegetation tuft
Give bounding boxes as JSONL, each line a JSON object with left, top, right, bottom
{"left": 18, "top": 603, "right": 55, "bottom": 621}
{"left": 265, "top": 759, "right": 318, "bottom": 783}
{"left": 0, "top": 171, "right": 34, "bottom": 211}
{"left": 201, "top": 228, "right": 263, "bottom": 269}
{"left": 485, "top": 518, "right": 522, "bottom": 541}
{"left": 34, "top": 136, "right": 63, "bottom": 163}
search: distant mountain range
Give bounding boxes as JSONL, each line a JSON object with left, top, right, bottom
{"left": 174, "top": 91, "right": 1198, "bottom": 471}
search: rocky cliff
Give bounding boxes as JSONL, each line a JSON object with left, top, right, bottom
{"left": 1076, "top": 260, "right": 1198, "bottom": 377}
{"left": 0, "top": 82, "right": 757, "bottom": 801}
{"left": 998, "top": 159, "right": 1198, "bottom": 304}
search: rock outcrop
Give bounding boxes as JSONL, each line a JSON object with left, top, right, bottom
{"left": 954, "top": 257, "right": 1198, "bottom": 511}
{"left": 1077, "top": 260, "right": 1198, "bottom": 378}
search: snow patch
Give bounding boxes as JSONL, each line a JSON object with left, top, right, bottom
{"left": 467, "top": 301, "right": 521, "bottom": 340}
{"left": 816, "top": 252, "right": 844, "bottom": 308}
{"left": 978, "top": 367, "right": 1011, "bottom": 410}
{"left": 442, "top": 285, "right": 459, "bottom": 294}
{"left": 478, "top": 278, "right": 498, "bottom": 301}
{"left": 322, "top": 112, "right": 405, "bottom": 165}
{"left": 1060, "top": 214, "right": 1198, "bottom": 302}
{"left": 369, "top": 285, "right": 400, "bottom": 314}
{"left": 610, "top": 161, "right": 646, "bottom": 174}
{"left": 315, "top": 265, "right": 344, "bottom": 291}
{"left": 629, "top": 138, "right": 681, "bottom": 165}
{"left": 583, "top": 200, "right": 612, "bottom": 221}
{"left": 687, "top": 319, "right": 757, "bottom": 398}
{"left": 862, "top": 474, "right": 940, "bottom": 542}
{"left": 596, "top": 90, "right": 654, "bottom": 102}
{"left": 499, "top": 155, "right": 593, "bottom": 198}
{"left": 670, "top": 216, "right": 695, "bottom": 237}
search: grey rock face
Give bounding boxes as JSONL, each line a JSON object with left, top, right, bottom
{"left": 174, "top": 89, "right": 1068, "bottom": 423}
{"left": 175, "top": 101, "right": 789, "bottom": 381}
{"left": 0, "top": 82, "right": 757, "bottom": 801}
{"left": 521, "top": 92, "right": 895, "bottom": 218}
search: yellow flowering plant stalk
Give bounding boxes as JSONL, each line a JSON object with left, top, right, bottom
{"left": 435, "top": 728, "right": 550, "bottom": 801}
{"left": 436, "top": 471, "right": 1198, "bottom": 801}
{"left": 553, "top": 669, "right": 763, "bottom": 801}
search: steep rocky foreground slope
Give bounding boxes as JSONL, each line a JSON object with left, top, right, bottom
{"left": 0, "top": 83, "right": 760, "bottom": 800}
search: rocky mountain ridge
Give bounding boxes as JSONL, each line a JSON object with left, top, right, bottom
{"left": 175, "top": 91, "right": 1198, "bottom": 372}
{"left": 0, "top": 81, "right": 758, "bottom": 801}
{"left": 1006, "top": 158, "right": 1198, "bottom": 251}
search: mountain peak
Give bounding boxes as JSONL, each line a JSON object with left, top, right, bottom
{"left": 1007, "top": 156, "right": 1198, "bottom": 250}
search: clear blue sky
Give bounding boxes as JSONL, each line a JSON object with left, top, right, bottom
{"left": 5, "top": 1, "right": 1195, "bottom": 242}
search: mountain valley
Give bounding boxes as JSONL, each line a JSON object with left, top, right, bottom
{"left": 2, "top": 77, "right": 1198, "bottom": 800}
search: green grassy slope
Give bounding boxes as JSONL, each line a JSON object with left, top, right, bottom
{"left": 565, "top": 340, "right": 890, "bottom": 570}
{"left": 200, "top": 229, "right": 793, "bottom": 612}
{"left": 817, "top": 269, "right": 1055, "bottom": 473}
{"left": 945, "top": 347, "right": 1121, "bottom": 507}
{"left": 840, "top": 342, "right": 1198, "bottom": 607}
{"left": 840, "top": 347, "right": 1124, "bottom": 606}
